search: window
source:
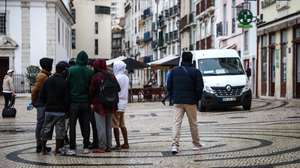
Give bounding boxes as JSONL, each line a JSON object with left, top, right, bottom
{"left": 244, "top": 30, "right": 249, "bottom": 51}
{"left": 223, "top": 3, "right": 227, "bottom": 36}
{"left": 95, "top": 22, "right": 98, "bottom": 34}
{"left": 71, "top": 29, "right": 76, "bottom": 49}
{"left": 62, "top": 23, "right": 65, "bottom": 47}
{"left": 232, "top": 0, "right": 236, "bottom": 34}
{"left": 0, "top": 13, "right": 6, "bottom": 34}
{"left": 95, "top": 39, "right": 98, "bottom": 55}
{"left": 71, "top": 9, "right": 76, "bottom": 21}
{"left": 58, "top": 18, "right": 60, "bottom": 43}
{"left": 281, "top": 30, "right": 288, "bottom": 82}
{"left": 95, "top": 6, "right": 111, "bottom": 14}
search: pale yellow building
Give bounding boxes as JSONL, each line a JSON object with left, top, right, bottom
{"left": 257, "top": 0, "right": 300, "bottom": 99}
{"left": 71, "top": 0, "right": 112, "bottom": 59}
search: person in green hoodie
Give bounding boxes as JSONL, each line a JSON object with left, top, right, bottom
{"left": 67, "top": 51, "right": 94, "bottom": 155}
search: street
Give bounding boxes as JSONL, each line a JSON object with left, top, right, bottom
{"left": 0, "top": 96, "right": 300, "bottom": 168}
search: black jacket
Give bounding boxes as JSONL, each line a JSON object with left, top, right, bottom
{"left": 39, "top": 73, "right": 69, "bottom": 113}
{"left": 167, "top": 63, "right": 204, "bottom": 105}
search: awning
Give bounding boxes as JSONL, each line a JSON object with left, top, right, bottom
{"left": 148, "top": 55, "right": 179, "bottom": 67}
{"left": 106, "top": 56, "right": 147, "bottom": 72}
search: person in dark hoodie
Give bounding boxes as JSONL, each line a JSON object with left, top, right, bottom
{"left": 39, "top": 61, "right": 69, "bottom": 155}
{"left": 90, "top": 59, "right": 120, "bottom": 153}
{"left": 67, "top": 51, "right": 94, "bottom": 155}
{"left": 31, "top": 57, "right": 53, "bottom": 153}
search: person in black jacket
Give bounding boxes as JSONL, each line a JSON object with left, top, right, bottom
{"left": 167, "top": 51, "right": 204, "bottom": 154}
{"left": 39, "top": 61, "right": 69, "bottom": 155}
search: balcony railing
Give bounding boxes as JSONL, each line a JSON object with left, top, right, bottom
{"left": 143, "top": 8, "right": 152, "bottom": 18}
{"left": 144, "top": 32, "right": 152, "bottom": 42}
{"left": 179, "top": 15, "right": 188, "bottom": 30}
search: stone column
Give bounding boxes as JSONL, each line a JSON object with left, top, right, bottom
{"left": 21, "top": 0, "right": 30, "bottom": 74}
{"left": 46, "top": 0, "right": 57, "bottom": 62}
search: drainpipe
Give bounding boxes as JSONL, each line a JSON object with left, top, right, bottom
{"left": 4, "top": 0, "right": 7, "bottom": 35}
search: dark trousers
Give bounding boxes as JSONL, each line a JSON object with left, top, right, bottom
{"left": 69, "top": 102, "right": 91, "bottom": 149}
{"left": 35, "top": 106, "right": 46, "bottom": 147}
{"left": 90, "top": 111, "right": 98, "bottom": 145}
{"left": 3, "top": 92, "right": 15, "bottom": 108}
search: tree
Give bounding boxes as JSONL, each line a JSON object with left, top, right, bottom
{"left": 26, "top": 65, "right": 40, "bottom": 92}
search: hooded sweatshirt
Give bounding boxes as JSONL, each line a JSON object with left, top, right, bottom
{"left": 31, "top": 57, "right": 53, "bottom": 106}
{"left": 113, "top": 61, "right": 129, "bottom": 112}
{"left": 90, "top": 59, "right": 120, "bottom": 116}
{"left": 68, "top": 51, "right": 94, "bottom": 103}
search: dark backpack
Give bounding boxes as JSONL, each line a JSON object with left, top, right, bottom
{"left": 98, "top": 72, "right": 120, "bottom": 107}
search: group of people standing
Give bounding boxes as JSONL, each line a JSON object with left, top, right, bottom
{"left": 2, "top": 51, "right": 204, "bottom": 155}
{"left": 31, "top": 51, "right": 129, "bottom": 155}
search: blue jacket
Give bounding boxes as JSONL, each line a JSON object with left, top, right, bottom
{"left": 167, "top": 63, "right": 204, "bottom": 105}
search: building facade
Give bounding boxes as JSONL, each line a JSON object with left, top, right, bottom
{"left": 111, "top": 25, "right": 125, "bottom": 58}
{"left": 0, "top": 0, "right": 73, "bottom": 74}
{"left": 257, "top": 0, "right": 300, "bottom": 99}
{"left": 71, "top": 0, "right": 111, "bottom": 59}
{"left": 111, "top": 0, "right": 125, "bottom": 26}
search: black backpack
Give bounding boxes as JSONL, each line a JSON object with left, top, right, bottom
{"left": 2, "top": 107, "right": 17, "bottom": 118}
{"left": 98, "top": 72, "right": 120, "bottom": 107}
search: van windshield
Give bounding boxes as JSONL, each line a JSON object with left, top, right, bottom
{"left": 198, "top": 57, "right": 245, "bottom": 76}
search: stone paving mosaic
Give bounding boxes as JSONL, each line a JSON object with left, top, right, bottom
{"left": 0, "top": 96, "right": 300, "bottom": 168}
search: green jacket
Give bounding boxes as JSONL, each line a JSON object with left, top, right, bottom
{"left": 68, "top": 51, "right": 94, "bottom": 103}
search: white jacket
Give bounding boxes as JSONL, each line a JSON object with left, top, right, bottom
{"left": 113, "top": 60, "right": 129, "bottom": 112}
{"left": 2, "top": 75, "right": 14, "bottom": 93}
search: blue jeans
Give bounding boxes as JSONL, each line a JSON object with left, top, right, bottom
{"left": 94, "top": 112, "right": 112, "bottom": 149}
{"left": 41, "top": 112, "right": 65, "bottom": 140}
{"left": 35, "top": 107, "right": 45, "bottom": 146}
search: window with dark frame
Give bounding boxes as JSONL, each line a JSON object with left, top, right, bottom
{"left": 95, "top": 6, "right": 111, "bottom": 15}
{"left": 95, "top": 22, "right": 98, "bottom": 34}
{"left": 71, "top": 8, "right": 76, "bottom": 21}
{"left": 58, "top": 18, "right": 60, "bottom": 43}
{"left": 261, "top": 35, "right": 268, "bottom": 95}
{"left": 0, "top": 13, "right": 6, "bottom": 34}
{"left": 71, "top": 29, "right": 76, "bottom": 49}
{"left": 95, "top": 39, "right": 98, "bottom": 55}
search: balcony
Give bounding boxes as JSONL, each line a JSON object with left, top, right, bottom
{"left": 165, "top": 10, "right": 169, "bottom": 18}
{"left": 143, "top": 8, "right": 152, "bottom": 18}
{"left": 173, "top": 30, "right": 179, "bottom": 41}
{"left": 196, "top": 0, "right": 215, "bottom": 19}
{"left": 165, "top": 33, "right": 170, "bottom": 44}
{"left": 151, "top": 41, "right": 158, "bottom": 50}
{"left": 144, "top": 32, "right": 152, "bottom": 42}
{"left": 179, "top": 15, "right": 188, "bottom": 30}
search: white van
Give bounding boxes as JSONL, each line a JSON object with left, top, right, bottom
{"left": 185, "top": 49, "right": 252, "bottom": 111}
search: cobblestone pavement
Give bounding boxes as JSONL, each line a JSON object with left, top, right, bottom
{"left": 0, "top": 96, "right": 300, "bottom": 168}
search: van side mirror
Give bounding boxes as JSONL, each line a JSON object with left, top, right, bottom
{"left": 246, "top": 68, "right": 251, "bottom": 77}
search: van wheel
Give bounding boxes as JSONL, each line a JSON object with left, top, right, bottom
{"left": 243, "top": 103, "right": 251, "bottom": 110}
{"left": 199, "top": 103, "right": 207, "bottom": 112}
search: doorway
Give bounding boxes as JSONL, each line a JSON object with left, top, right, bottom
{"left": 0, "top": 57, "right": 9, "bottom": 94}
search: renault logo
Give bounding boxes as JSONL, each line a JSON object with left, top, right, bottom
{"left": 226, "top": 85, "right": 232, "bottom": 92}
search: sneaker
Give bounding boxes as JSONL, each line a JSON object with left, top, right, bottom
{"left": 121, "top": 144, "right": 129, "bottom": 149}
{"left": 192, "top": 144, "right": 203, "bottom": 151}
{"left": 82, "top": 148, "right": 90, "bottom": 154}
{"left": 112, "top": 146, "right": 121, "bottom": 151}
{"left": 66, "top": 149, "right": 76, "bottom": 156}
{"left": 93, "top": 148, "right": 105, "bottom": 153}
{"left": 171, "top": 145, "right": 178, "bottom": 154}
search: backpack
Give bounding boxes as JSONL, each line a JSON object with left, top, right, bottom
{"left": 98, "top": 72, "right": 120, "bottom": 107}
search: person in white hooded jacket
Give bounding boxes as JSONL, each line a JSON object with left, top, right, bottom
{"left": 112, "top": 60, "right": 129, "bottom": 149}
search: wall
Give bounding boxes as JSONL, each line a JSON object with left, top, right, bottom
{"left": 4, "top": 1, "right": 22, "bottom": 73}
{"left": 72, "top": 0, "right": 95, "bottom": 58}
{"left": 30, "top": 2, "right": 47, "bottom": 67}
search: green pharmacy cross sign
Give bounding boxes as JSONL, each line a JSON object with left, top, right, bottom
{"left": 237, "top": 9, "right": 254, "bottom": 29}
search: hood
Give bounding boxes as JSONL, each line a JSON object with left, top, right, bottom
{"left": 203, "top": 75, "right": 247, "bottom": 87}
{"left": 113, "top": 60, "right": 126, "bottom": 75}
{"left": 40, "top": 57, "right": 53, "bottom": 72}
{"left": 93, "top": 59, "right": 107, "bottom": 72}
{"left": 76, "top": 51, "right": 89, "bottom": 65}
